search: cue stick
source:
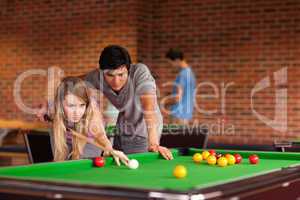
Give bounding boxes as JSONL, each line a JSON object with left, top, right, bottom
{"left": 67, "top": 128, "right": 107, "bottom": 151}
{"left": 43, "top": 115, "right": 108, "bottom": 152}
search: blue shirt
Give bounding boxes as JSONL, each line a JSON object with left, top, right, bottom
{"left": 171, "top": 67, "right": 196, "bottom": 120}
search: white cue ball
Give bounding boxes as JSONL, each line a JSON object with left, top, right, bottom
{"left": 128, "top": 159, "right": 139, "bottom": 169}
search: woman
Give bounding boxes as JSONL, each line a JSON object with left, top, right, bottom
{"left": 52, "top": 76, "right": 128, "bottom": 165}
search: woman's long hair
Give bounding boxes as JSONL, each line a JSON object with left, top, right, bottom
{"left": 53, "top": 77, "right": 93, "bottom": 161}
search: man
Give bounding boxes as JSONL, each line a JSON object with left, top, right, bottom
{"left": 165, "top": 48, "right": 196, "bottom": 125}
{"left": 86, "top": 45, "right": 172, "bottom": 159}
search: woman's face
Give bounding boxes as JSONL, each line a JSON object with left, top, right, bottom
{"left": 63, "top": 93, "right": 87, "bottom": 123}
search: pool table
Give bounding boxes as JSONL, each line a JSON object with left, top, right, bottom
{"left": 0, "top": 148, "right": 299, "bottom": 200}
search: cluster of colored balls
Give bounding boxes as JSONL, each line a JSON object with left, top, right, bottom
{"left": 192, "top": 150, "right": 259, "bottom": 167}
{"left": 173, "top": 150, "right": 259, "bottom": 179}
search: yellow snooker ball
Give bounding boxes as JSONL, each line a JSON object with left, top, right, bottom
{"left": 173, "top": 165, "right": 187, "bottom": 179}
{"left": 202, "top": 151, "right": 210, "bottom": 160}
{"left": 226, "top": 155, "right": 236, "bottom": 165}
{"left": 217, "top": 157, "right": 228, "bottom": 167}
{"left": 206, "top": 155, "right": 217, "bottom": 165}
{"left": 193, "top": 153, "right": 203, "bottom": 163}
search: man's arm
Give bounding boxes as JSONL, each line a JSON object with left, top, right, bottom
{"left": 140, "top": 92, "right": 173, "bottom": 160}
{"left": 164, "top": 84, "right": 183, "bottom": 106}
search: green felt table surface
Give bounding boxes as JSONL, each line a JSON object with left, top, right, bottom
{"left": 0, "top": 149, "right": 299, "bottom": 191}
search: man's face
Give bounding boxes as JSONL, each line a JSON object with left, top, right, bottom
{"left": 103, "top": 65, "right": 128, "bottom": 92}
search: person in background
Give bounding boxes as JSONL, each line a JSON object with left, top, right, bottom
{"left": 165, "top": 48, "right": 196, "bottom": 125}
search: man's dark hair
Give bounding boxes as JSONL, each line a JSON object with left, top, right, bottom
{"left": 99, "top": 45, "right": 132, "bottom": 70}
{"left": 165, "top": 48, "right": 184, "bottom": 61}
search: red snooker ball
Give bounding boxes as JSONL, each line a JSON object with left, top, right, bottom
{"left": 234, "top": 154, "right": 242, "bottom": 164}
{"left": 249, "top": 154, "right": 259, "bottom": 164}
{"left": 208, "top": 150, "right": 216, "bottom": 157}
{"left": 93, "top": 157, "right": 105, "bottom": 167}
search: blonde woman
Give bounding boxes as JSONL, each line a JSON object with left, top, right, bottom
{"left": 52, "top": 76, "right": 128, "bottom": 166}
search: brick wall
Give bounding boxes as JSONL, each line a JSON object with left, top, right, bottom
{"left": 1, "top": 0, "right": 300, "bottom": 144}
{"left": 0, "top": 0, "right": 139, "bottom": 120}
{"left": 150, "top": 0, "right": 300, "bottom": 144}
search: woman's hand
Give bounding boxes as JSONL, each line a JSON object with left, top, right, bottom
{"left": 103, "top": 149, "right": 129, "bottom": 166}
